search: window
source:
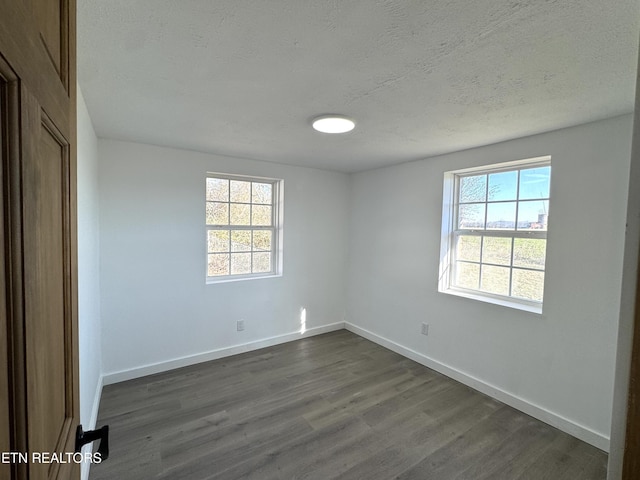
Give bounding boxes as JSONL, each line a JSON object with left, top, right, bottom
{"left": 206, "top": 173, "right": 282, "bottom": 282}
{"left": 438, "top": 156, "right": 551, "bottom": 313}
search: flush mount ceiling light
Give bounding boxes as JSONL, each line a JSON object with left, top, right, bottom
{"left": 311, "top": 115, "right": 355, "bottom": 134}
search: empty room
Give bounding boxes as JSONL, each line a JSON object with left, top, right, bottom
{"left": 2, "top": 0, "right": 640, "bottom": 479}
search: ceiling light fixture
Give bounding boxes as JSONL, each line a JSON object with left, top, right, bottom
{"left": 312, "top": 115, "right": 355, "bottom": 134}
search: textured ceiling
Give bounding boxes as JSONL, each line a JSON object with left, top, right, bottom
{"left": 78, "top": 0, "right": 639, "bottom": 173}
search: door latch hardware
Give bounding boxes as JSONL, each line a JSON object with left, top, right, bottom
{"left": 74, "top": 424, "right": 109, "bottom": 461}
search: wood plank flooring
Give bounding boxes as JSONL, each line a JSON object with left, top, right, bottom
{"left": 89, "top": 330, "right": 607, "bottom": 480}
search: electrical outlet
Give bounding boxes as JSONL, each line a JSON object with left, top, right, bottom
{"left": 237, "top": 319, "right": 245, "bottom": 332}
{"left": 421, "top": 323, "right": 429, "bottom": 336}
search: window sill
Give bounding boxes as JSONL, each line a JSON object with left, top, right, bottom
{"left": 206, "top": 273, "right": 282, "bottom": 285}
{"left": 439, "top": 286, "right": 543, "bottom": 315}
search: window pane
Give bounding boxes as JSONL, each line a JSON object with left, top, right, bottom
{"left": 457, "top": 235, "right": 481, "bottom": 262}
{"left": 513, "top": 238, "right": 546, "bottom": 270}
{"left": 482, "top": 237, "right": 512, "bottom": 266}
{"left": 206, "top": 175, "right": 280, "bottom": 279}
{"left": 208, "top": 230, "right": 229, "bottom": 253}
{"left": 231, "top": 253, "right": 251, "bottom": 275}
{"left": 517, "top": 200, "right": 548, "bottom": 231}
{"left": 206, "top": 202, "right": 229, "bottom": 225}
{"left": 206, "top": 178, "right": 229, "bottom": 202}
{"left": 252, "top": 182, "right": 272, "bottom": 205}
{"left": 253, "top": 252, "right": 271, "bottom": 273}
{"left": 253, "top": 230, "right": 272, "bottom": 252}
{"left": 486, "top": 202, "right": 516, "bottom": 230}
{"left": 488, "top": 171, "right": 517, "bottom": 201}
{"left": 480, "top": 265, "right": 510, "bottom": 296}
{"left": 231, "top": 230, "right": 251, "bottom": 252}
{"left": 208, "top": 253, "right": 229, "bottom": 276}
{"left": 252, "top": 205, "right": 272, "bottom": 226}
{"left": 230, "top": 180, "right": 251, "bottom": 203}
{"left": 458, "top": 204, "right": 485, "bottom": 229}
{"left": 459, "top": 175, "right": 487, "bottom": 203}
{"left": 512, "top": 269, "right": 544, "bottom": 301}
{"left": 230, "top": 204, "right": 250, "bottom": 225}
{"left": 455, "top": 262, "right": 479, "bottom": 290}
{"left": 519, "top": 166, "right": 550, "bottom": 200}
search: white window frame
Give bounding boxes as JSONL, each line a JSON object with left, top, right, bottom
{"left": 206, "top": 172, "right": 283, "bottom": 283}
{"left": 438, "top": 156, "right": 551, "bottom": 314}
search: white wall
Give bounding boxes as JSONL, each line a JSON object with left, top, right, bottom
{"left": 608, "top": 58, "right": 639, "bottom": 479}
{"left": 98, "top": 139, "right": 350, "bottom": 380}
{"left": 77, "top": 86, "right": 102, "bottom": 480}
{"left": 347, "top": 115, "right": 633, "bottom": 450}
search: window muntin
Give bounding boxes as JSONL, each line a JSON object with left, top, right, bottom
{"left": 206, "top": 174, "right": 281, "bottom": 281}
{"left": 442, "top": 158, "right": 551, "bottom": 311}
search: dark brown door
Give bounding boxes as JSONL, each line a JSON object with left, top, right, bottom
{"left": 0, "top": 1, "right": 79, "bottom": 479}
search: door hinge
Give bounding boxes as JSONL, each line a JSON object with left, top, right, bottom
{"left": 75, "top": 424, "right": 109, "bottom": 461}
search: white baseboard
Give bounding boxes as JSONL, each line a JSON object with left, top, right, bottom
{"left": 103, "top": 322, "right": 345, "bottom": 385}
{"left": 81, "top": 374, "right": 104, "bottom": 480}
{"left": 345, "top": 322, "right": 610, "bottom": 452}
{"left": 89, "top": 374, "right": 104, "bottom": 430}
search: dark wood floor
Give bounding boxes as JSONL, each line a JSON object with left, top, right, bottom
{"left": 89, "top": 330, "right": 607, "bottom": 480}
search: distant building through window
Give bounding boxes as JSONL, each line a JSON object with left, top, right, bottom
{"left": 439, "top": 156, "right": 551, "bottom": 313}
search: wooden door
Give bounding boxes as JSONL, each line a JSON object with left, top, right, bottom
{"left": 0, "top": 1, "right": 79, "bottom": 479}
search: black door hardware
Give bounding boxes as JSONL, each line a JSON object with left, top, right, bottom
{"left": 75, "top": 424, "right": 109, "bottom": 461}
